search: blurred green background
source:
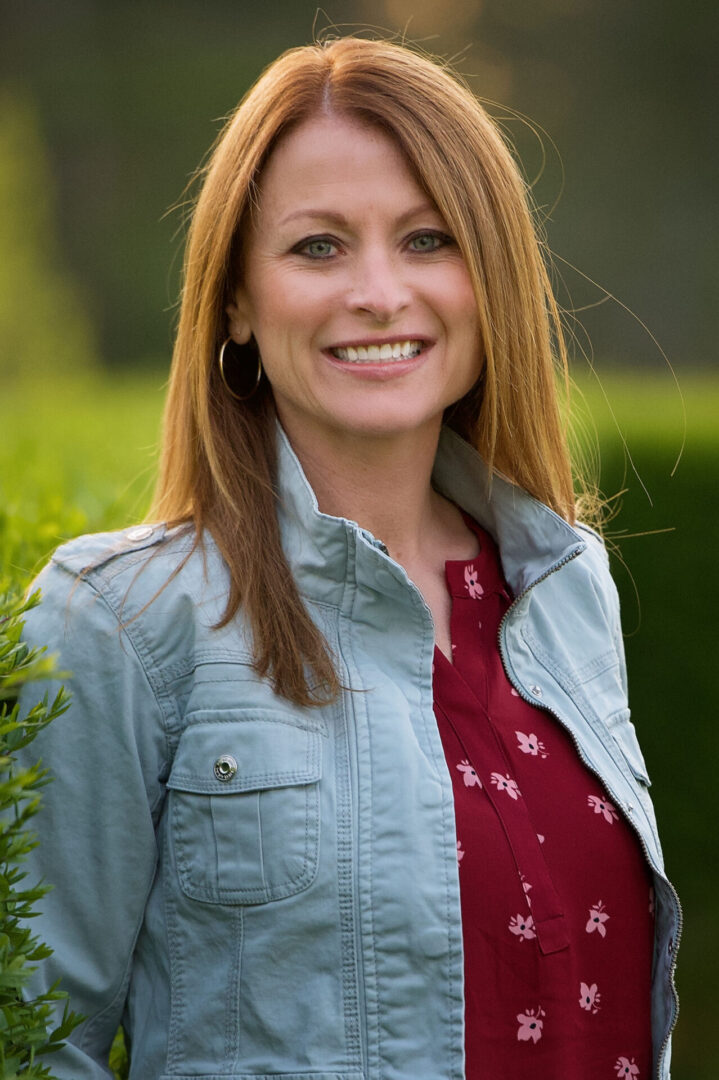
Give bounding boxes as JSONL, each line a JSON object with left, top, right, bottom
{"left": 1, "top": 1, "right": 716, "bottom": 1075}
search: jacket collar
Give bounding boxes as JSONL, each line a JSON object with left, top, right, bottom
{"left": 275, "top": 422, "right": 586, "bottom": 606}
{"left": 432, "top": 427, "right": 586, "bottom": 596}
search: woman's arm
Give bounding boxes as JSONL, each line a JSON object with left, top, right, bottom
{"left": 15, "top": 560, "right": 167, "bottom": 1078}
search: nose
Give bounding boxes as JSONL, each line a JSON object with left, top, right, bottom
{"left": 346, "top": 245, "right": 412, "bottom": 322}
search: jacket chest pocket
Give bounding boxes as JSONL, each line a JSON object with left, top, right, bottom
{"left": 167, "top": 713, "right": 322, "bottom": 905}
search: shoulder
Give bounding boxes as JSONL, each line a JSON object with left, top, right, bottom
{"left": 45, "top": 520, "right": 214, "bottom": 598}
{"left": 563, "top": 520, "right": 623, "bottom": 637}
{"left": 574, "top": 521, "right": 616, "bottom": 590}
{"left": 574, "top": 521, "right": 612, "bottom": 582}
{"left": 521, "top": 516, "right": 621, "bottom": 642}
{"left": 27, "top": 522, "right": 228, "bottom": 650}
{"left": 574, "top": 519, "right": 607, "bottom": 556}
{"left": 23, "top": 523, "right": 251, "bottom": 721}
{"left": 49, "top": 522, "right": 193, "bottom": 581}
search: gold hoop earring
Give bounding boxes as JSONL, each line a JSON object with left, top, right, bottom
{"left": 218, "top": 336, "right": 263, "bottom": 401}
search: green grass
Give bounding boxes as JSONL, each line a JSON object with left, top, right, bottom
{"left": 573, "top": 369, "right": 711, "bottom": 444}
{"left": 2, "top": 371, "right": 165, "bottom": 582}
{"left": 580, "top": 378, "right": 716, "bottom": 1080}
{"left": 1, "top": 367, "right": 716, "bottom": 1079}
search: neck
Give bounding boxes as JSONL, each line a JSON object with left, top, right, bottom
{"left": 278, "top": 416, "right": 446, "bottom": 566}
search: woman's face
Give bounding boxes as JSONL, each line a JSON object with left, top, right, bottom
{"left": 227, "top": 113, "right": 482, "bottom": 451}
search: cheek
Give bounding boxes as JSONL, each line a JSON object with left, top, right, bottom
{"left": 254, "top": 290, "right": 332, "bottom": 358}
{"left": 439, "top": 266, "right": 480, "bottom": 335}
{"left": 448, "top": 279, "right": 483, "bottom": 385}
{"left": 449, "top": 298, "right": 482, "bottom": 361}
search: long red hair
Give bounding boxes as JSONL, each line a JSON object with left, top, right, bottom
{"left": 152, "top": 36, "right": 589, "bottom": 705}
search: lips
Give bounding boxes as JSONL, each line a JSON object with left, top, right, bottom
{"left": 328, "top": 340, "right": 426, "bottom": 363}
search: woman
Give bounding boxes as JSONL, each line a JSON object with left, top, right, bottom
{"left": 19, "top": 35, "right": 679, "bottom": 1080}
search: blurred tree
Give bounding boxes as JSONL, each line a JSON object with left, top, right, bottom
{"left": 0, "top": 91, "right": 97, "bottom": 381}
{"left": 0, "top": 0, "right": 714, "bottom": 369}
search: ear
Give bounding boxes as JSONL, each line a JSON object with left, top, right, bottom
{"left": 225, "top": 288, "right": 253, "bottom": 345}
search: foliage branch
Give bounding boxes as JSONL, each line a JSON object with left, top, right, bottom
{"left": 0, "top": 587, "right": 82, "bottom": 1078}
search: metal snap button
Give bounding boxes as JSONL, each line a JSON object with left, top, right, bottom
{"left": 214, "top": 754, "right": 238, "bottom": 782}
{"left": 127, "top": 525, "right": 154, "bottom": 542}
{"left": 530, "top": 684, "right": 543, "bottom": 698}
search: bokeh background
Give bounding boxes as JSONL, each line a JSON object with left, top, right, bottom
{"left": 1, "top": 1, "right": 716, "bottom": 1075}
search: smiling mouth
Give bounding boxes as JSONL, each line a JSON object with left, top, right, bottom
{"left": 329, "top": 340, "right": 425, "bottom": 363}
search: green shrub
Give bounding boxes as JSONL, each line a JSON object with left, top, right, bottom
{"left": 0, "top": 589, "right": 82, "bottom": 1078}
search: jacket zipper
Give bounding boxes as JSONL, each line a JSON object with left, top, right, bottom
{"left": 496, "top": 548, "right": 683, "bottom": 1080}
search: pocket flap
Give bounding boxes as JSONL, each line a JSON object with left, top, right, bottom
{"left": 167, "top": 714, "right": 322, "bottom": 795}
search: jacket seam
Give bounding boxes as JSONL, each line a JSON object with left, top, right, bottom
{"left": 408, "top": 587, "right": 464, "bottom": 1079}
{"left": 57, "top": 575, "right": 167, "bottom": 1056}
{"left": 94, "top": 572, "right": 178, "bottom": 763}
{"left": 342, "top": 546, "right": 381, "bottom": 1079}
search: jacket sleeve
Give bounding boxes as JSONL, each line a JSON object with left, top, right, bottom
{"left": 15, "top": 559, "right": 168, "bottom": 1078}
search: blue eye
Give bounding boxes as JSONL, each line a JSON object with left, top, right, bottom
{"left": 408, "top": 231, "right": 452, "bottom": 253}
{"left": 297, "top": 237, "right": 337, "bottom": 259}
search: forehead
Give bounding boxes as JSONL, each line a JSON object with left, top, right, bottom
{"left": 252, "top": 113, "right": 430, "bottom": 221}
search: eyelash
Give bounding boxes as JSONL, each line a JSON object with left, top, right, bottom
{"left": 407, "top": 230, "right": 454, "bottom": 253}
{"left": 292, "top": 230, "right": 454, "bottom": 260}
{"left": 296, "top": 237, "right": 339, "bottom": 259}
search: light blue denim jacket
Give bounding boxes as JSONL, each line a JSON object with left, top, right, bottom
{"left": 18, "top": 426, "right": 680, "bottom": 1080}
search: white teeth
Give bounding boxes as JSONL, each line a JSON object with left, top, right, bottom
{"left": 331, "top": 340, "right": 424, "bottom": 362}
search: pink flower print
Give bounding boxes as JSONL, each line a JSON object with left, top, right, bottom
{"left": 586, "top": 901, "right": 609, "bottom": 937}
{"left": 515, "top": 730, "right": 548, "bottom": 758}
{"left": 649, "top": 886, "right": 655, "bottom": 916}
{"left": 457, "top": 760, "right": 482, "bottom": 788}
{"left": 457, "top": 840, "right": 465, "bottom": 864}
{"left": 491, "top": 772, "right": 520, "bottom": 799}
{"left": 587, "top": 793, "right": 619, "bottom": 823}
{"left": 509, "top": 913, "right": 536, "bottom": 941}
{"left": 520, "top": 874, "right": 533, "bottom": 907}
{"left": 510, "top": 687, "right": 519, "bottom": 697}
{"left": 516, "top": 1006, "right": 545, "bottom": 1043}
{"left": 579, "top": 981, "right": 601, "bottom": 1014}
{"left": 464, "top": 564, "right": 484, "bottom": 599}
{"left": 537, "top": 833, "right": 545, "bottom": 844}
{"left": 615, "top": 1057, "right": 640, "bottom": 1078}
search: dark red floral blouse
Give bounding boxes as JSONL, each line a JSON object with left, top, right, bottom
{"left": 432, "top": 516, "right": 654, "bottom": 1079}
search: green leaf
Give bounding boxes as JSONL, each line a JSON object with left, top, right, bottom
{"left": 0, "top": 588, "right": 83, "bottom": 1075}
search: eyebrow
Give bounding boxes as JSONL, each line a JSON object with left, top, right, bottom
{"left": 278, "top": 203, "right": 438, "bottom": 229}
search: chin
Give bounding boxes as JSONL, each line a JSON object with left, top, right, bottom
{"left": 329, "top": 409, "right": 442, "bottom": 441}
